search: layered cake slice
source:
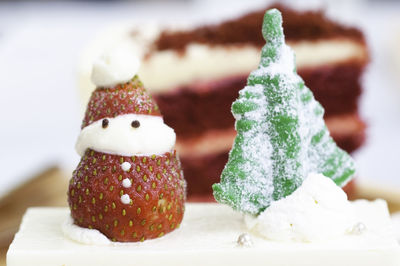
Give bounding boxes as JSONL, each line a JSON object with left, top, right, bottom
{"left": 147, "top": 4, "right": 368, "bottom": 198}
{"left": 78, "top": 4, "right": 368, "bottom": 199}
{"left": 8, "top": 9, "right": 399, "bottom": 266}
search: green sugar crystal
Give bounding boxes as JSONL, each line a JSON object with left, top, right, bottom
{"left": 212, "top": 9, "right": 355, "bottom": 216}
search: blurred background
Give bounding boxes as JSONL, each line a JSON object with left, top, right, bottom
{"left": 0, "top": 0, "right": 400, "bottom": 264}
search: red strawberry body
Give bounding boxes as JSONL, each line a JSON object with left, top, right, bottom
{"left": 68, "top": 149, "right": 185, "bottom": 242}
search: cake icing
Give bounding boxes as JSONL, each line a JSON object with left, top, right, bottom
{"left": 75, "top": 113, "right": 176, "bottom": 156}
{"left": 245, "top": 173, "right": 356, "bottom": 242}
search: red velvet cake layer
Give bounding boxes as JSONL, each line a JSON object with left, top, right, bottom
{"left": 299, "top": 61, "right": 365, "bottom": 116}
{"left": 154, "top": 61, "right": 365, "bottom": 139}
{"left": 154, "top": 75, "right": 244, "bottom": 139}
{"left": 155, "top": 4, "right": 365, "bottom": 52}
{"left": 181, "top": 144, "right": 360, "bottom": 198}
{"left": 178, "top": 113, "right": 365, "bottom": 198}
{"left": 180, "top": 151, "right": 229, "bottom": 196}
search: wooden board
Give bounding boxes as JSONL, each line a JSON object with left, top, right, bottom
{"left": 0, "top": 248, "right": 6, "bottom": 266}
{"left": 0, "top": 167, "right": 69, "bottom": 265}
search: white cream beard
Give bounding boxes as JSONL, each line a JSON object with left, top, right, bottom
{"left": 76, "top": 114, "right": 176, "bottom": 156}
{"left": 245, "top": 173, "right": 357, "bottom": 242}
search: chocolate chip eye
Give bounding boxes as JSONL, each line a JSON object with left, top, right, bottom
{"left": 131, "top": 120, "right": 140, "bottom": 128}
{"left": 102, "top": 119, "right": 109, "bottom": 128}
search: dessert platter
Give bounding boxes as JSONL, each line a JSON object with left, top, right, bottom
{"left": 7, "top": 9, "right": 400, "bottom": 266}
{"left": 78, "top": 4, "right": 368, "bottom": 199}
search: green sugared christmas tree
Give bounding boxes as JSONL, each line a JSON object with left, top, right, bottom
{"left": 212, "top": 9, "right": 355, "bottom": 216}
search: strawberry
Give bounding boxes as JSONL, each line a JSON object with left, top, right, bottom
{"left": 68, "top": 149, "right": 185, "bottom": 242}
{"left": 82, "top": 76, "right": 161, "bottom": 129}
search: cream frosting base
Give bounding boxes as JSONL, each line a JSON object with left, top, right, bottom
{"left": 7, "top": 203, "right": 400, "bottom": 266}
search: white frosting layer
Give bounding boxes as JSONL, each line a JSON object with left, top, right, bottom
{"left": 76, "top": 114, "right": 176, "bottom": 156}
{"left": 139, "top": 40, "right": 366, "bottom": 92}
{"left": 139, "top": 44, "right": 260, "bottom": 92}
{"left": 91, "top": 43, "right": 140, "bottom": 88}
{"left": 245, "top": 173, "right": 356, "bottom": 242}
{"left": 293, "top": 39, "right": 366, "bottom": 68}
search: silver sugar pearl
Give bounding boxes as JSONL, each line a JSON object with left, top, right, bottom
{"left": 237, "top": 233, "right": 253, "bottom": 247}
{"left": 349, "top": 222, "right": 367, "bottom": 235}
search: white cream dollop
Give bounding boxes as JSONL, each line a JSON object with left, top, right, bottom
{"left": 62, "top": 216, "right": 111, "bottom": 245}
{"left": 91, "top": 43, "right": 140, "bottom": 88}
{"left": 76, "top": 114, "right": 176, "bottom": 156}
{"left": 245, "top": 173, "right": 356, "bottom": 242}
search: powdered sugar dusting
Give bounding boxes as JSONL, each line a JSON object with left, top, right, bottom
{"left": 230, "top": 84, "right": 274, "bottom": 214}
{"left": 253, "top": 44, "right": 296, "bottom": 83}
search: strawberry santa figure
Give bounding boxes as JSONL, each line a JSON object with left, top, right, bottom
{"left": 68, "top": 45, "right": 186, "bottom": 242}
